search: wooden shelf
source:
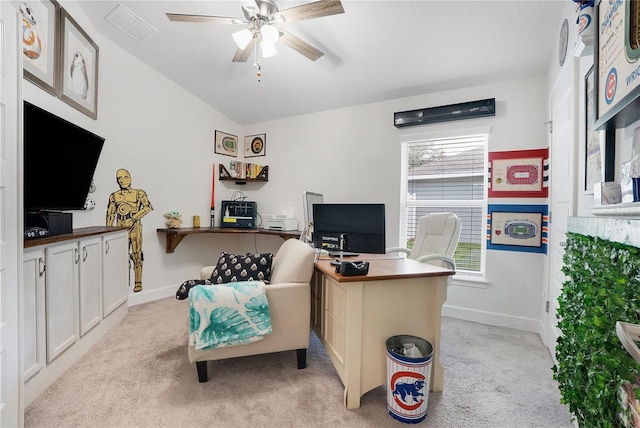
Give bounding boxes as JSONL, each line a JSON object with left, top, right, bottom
{"left": 156, "top": 227, "right": 300, "bottom": 253}
{"left": 219, "top": 164, "right": 268, "bottom": 185}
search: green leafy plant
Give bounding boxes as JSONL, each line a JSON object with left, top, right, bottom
{"left": 554, "top": 233, "right": 640, "bottom": 427}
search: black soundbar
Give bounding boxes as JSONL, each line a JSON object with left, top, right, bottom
{"left": 394, "top": 98, "right": 496, "bottom": 128}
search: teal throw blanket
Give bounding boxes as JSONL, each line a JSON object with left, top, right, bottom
{"left": 189, "top": 281, "right": 272, "bottom": 350}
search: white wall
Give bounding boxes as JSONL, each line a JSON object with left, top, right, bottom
{"left": 24, "top": 1, "right": 269, "bottom": 305}
{"left": 245, "top": 76, "right": 550, "bottom": 333}
{"left": 24, "top": 2, "right": 551, "bottom": 328}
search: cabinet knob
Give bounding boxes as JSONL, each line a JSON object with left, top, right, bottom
{"left": 74, "top": 248, "right": 80, "bottom": 264}
{"left": 38, "top": 257, "right": 45, "bottom": 276}
{"left": 82, "top": 247, "right": 88, "bottom": 262}
{"left": 105, "top": 241, "right": 110, "bottom": 254}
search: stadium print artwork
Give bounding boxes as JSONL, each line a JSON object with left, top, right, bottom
{"left": 488, "top": 148, "right": 549, "bottom": 198}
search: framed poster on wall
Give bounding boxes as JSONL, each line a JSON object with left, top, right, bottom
{"left": 21, "top": 0, "right": 60, "bottom": 95}
{"left": 594, "top": 0, "right": 640, "bottom": 129}
{"left": 487, "top": 204, "right": 548, "bottom": 254}
{"left": 488, "top": 148, "right": 549, "bottom": 198}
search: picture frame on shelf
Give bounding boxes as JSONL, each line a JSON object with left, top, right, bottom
{"left": 59, "top": 8, "right": 99, "bottom": 119}
{"left": 21, "top": 0, "right": 60, "bottom": 95}
{"left": 244, "top": 133, "right": 266, "bottom": 157}
{"left": 214, "top": 130, "right": 238, "bottom": 157}
{"left": 585, "top": 65, "right": 604, "bottom": 194}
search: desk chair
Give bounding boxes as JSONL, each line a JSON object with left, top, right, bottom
{"left": 386, "top": 212, "right": 461, "bottom": 271}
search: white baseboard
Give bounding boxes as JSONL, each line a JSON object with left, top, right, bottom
{"left": 128, "top": 284, "right": 176, "bottom": 306}
{"left": 442, "top": 304, "right": 544, "bottom": 336}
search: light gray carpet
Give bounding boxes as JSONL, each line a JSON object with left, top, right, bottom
{"left": 25, "top": 297, "right": 573, "bottom": 427}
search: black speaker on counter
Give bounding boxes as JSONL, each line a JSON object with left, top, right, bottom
{"left": 25, "top": 211, "right": 73, "bottom": 237}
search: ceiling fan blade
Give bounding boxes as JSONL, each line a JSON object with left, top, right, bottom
{"left": 277, "top": 1, "right": 344, "bottom": 22}
{"left": 233, "top": 38, "right": 257, "bottom": 62}
{"left": 166, "top": 13, "right": 240, "bottom": 24}
{"left": 279, "top": 30, "right": 324, "bottom": 61}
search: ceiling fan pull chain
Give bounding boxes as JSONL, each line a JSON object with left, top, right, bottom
{"left": 255, "top": 34, "right": 263, "bottom": 83}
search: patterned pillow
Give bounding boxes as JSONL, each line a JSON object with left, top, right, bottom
{"left": 210, "top": 252, "right": 273, "bottom": 284}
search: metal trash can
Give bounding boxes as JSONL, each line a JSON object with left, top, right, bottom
{"left": 386, "top": 335, "right": 433, "bottom": 424}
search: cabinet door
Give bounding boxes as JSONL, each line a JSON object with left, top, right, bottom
{"left": 103, "top": 231, "right": 129, "bottom": 317}
{"left": 22, "top": 248, "right": 46, "bottom": 381}
{"left": 79, "top": 237, "right": 103, "bottom": 336}
{"left": 45, "top": 241, "right": 80, "bottom": 363}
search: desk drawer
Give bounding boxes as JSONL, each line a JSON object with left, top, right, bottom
{"left": 324, "top": 278, "right": 345, "bottom": 364}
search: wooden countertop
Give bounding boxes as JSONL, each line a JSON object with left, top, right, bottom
{"left": 24, "top": 226, "right": 128, "bottom": 249}
{"left": 315, "top": 255, "right": 454, "bottom": 283}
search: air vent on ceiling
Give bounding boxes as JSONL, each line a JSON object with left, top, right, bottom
{"left": 105, "top": 4, "right": 157, "bottom": 43}
{"left": 394, "top": 98, "right": 496, "bottom": 128}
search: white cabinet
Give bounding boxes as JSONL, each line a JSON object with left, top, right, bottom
{"left": 79, "top": 237, "right": 103, "bottom": 336}
{"left": 22, "top": 248, "right": 46, "bottom": 381}
{"left": 102, "top": 231, "right": 129, "bottom": 316}
{"left": 45, "top": 241, "right": 80, "bottom": 363}
{"left": 23, "top": 227, "right": 129, "bottom": 406}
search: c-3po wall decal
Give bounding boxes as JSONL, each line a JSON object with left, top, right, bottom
{"left": 106, "top": 169, "right": 153, "bottom": 292}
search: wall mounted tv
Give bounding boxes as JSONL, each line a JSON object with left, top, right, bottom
{"left": 312, "top": 203, "right": 386, "bottom": 254}
{"left": 23, "top": 101, "right": 105, "bottom": 211}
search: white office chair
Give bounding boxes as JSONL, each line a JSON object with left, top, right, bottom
{"left": 387, "top": 212, "right": 461, "bottom": 271}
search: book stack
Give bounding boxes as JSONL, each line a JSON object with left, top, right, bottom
{"left": 227, "top": 161, "right": 264, "bottom": 179}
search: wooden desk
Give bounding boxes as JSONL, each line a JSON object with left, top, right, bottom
{"left": 312, "top": 256, "right": 454, "bottom": 410}
{"left": 156, "top": 227, "right": 300, "bottom": 253}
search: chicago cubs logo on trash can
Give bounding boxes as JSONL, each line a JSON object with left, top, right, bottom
{"left": 391, "top": 371, "right": 426, "bottom": 410}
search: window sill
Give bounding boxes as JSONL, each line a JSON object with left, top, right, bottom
{"left": 451, "top": 273, "right": 489, "bottom": 289}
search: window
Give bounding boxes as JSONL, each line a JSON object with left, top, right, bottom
{"left": 400, "top": 130, "right": 488, "bottom": 275}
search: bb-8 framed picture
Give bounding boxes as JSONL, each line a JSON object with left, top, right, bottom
{"left": 244, "top": 133, "right": 266, "bottom": 158}
{"left": 488, "top": 148, "right": 549, "bottom": 198}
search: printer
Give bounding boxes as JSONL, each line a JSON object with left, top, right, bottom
{"left": 264, "top": 214, "right": 298, "bottom": 231}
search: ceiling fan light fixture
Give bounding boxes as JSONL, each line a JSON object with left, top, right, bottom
{"left": 260, "top": 24, "right": 279, "bottom": 45}
{"left": 232, "top": 28, "right": 253, "bottom": 49}
{"left": 261, "top": 41, "right": 278, "bottom": 58}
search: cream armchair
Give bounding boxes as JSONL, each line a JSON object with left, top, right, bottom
{"left": 387, "top": 212, "right": 461, "bottom": 270}
{"left": 189, "top": 238, "right": 315, "bottom": 382}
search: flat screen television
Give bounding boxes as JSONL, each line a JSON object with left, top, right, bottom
{"left": 312, "top": 203, "right": 386, "bottom": 254}
{"left": 23, "top": 101, "right": 105, "bottom": 211}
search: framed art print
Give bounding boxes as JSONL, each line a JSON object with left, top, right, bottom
{"left": 585, "top": 65, "right": 604, "bottom": 194}
{"left": 214, "top": 131, "right": 238, "bottom": 157}
{"left": 59, "top": 8, "right": 99, "bottom": 119}
{"left": 244, "top": 133, "right": 266, "bottom": 157}
{"left": 488, "top": 148, "right": 549, "bottom": 198}
{"left": 21, "top": 0, "right": 60, "bottom": 95}
{"left": 487, "top": 204, "right": 548, "bottom": 254}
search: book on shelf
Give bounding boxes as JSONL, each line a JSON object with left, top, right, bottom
{"left": 227, "top": 161, "right": 264, "bottom": 179}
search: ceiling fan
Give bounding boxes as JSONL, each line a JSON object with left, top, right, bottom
{"left": 166, "top": 0, "right": 344, "bottom": 63}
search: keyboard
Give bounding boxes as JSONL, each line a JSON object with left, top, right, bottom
{"left": 327, "top": 251, "right": 360, "bottom": 257}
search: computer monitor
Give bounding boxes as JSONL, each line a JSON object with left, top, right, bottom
{"left": 303, "top": 191, "right": 324, "bottom": 230}
{"left": 312, "top": 203, "right": 386, "bottom": 254}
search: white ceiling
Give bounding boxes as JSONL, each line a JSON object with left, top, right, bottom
{"left": 78, "top": 0, "right": 566, "bottom": 125}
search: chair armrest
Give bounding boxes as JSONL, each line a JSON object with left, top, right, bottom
{"left": 200, "top": 266, "right": 215, "bottom": 280}
{"left": 415, "top": 254, "right": 456, "bottom": 271}
{"left": 386, "top": 247, "right": 410, "bottom": 255}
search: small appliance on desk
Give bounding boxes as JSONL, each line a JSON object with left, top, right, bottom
{"left": 220, "top": 200, "right": 257, "bottom": 229}
{"left": 264, "top": 208, "right": 298, "bottom": 231}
